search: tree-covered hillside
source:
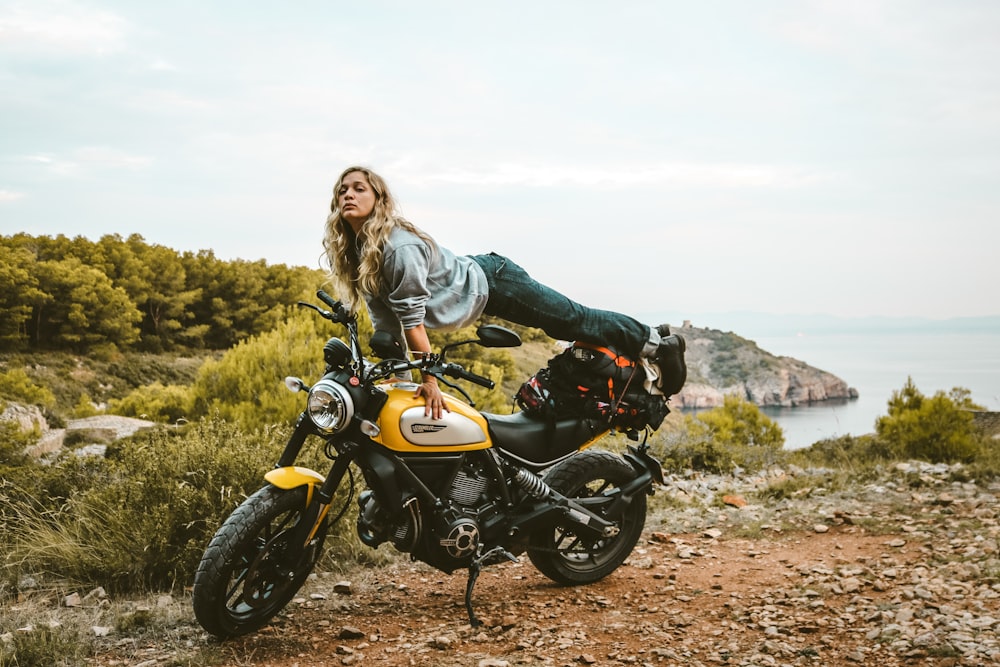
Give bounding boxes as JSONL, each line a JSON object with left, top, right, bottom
{"left": 1, "top": 233, "right": 326, "bottom": 353}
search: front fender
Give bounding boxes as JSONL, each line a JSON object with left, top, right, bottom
{"left": 265, "top": 465, "right": 325, "bottom": 489}
{"left": 264, "top": 466, "right": 325, "bottom": 506}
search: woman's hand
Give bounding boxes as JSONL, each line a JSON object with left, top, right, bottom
{"left": 415, "top": 375, "right": 449, "bottom": 419}
{"left": 404, "top": 323, "right": 449, "bottom": 419}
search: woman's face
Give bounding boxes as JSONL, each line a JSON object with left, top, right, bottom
{"left": 337, "top": 171, "right": 377, "bottom": 231}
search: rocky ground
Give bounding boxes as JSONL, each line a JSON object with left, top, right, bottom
{"left": 9, "top": 461, "right": 1000, "bottom": 667}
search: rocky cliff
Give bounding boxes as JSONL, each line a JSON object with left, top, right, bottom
{"left": 669, "top": 324, "right": 858, "bottom": 410}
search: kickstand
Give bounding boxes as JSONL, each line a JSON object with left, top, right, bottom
{"left": 464, "top": 546, "right": 517, "bottom": 628}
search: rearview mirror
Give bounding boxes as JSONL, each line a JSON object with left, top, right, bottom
{"left": 370, "top": 330, "right": 405, "bottom": 359}
{"left": 476, "top": 325, "right": 521, "bottom": 348}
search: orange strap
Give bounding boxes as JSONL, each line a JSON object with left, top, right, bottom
{"left": 574, "top": 341, "right": 635, "bottom": 368}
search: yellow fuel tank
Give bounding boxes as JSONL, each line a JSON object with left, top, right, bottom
{"left": 371, "top": 382, "right": 492, "bottom": 453}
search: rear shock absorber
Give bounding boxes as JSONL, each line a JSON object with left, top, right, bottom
{"left": 513, "top": 468, "right": 552, "bottom": 499}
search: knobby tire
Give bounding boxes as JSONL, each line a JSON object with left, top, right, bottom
{"left": 192, "top": 484, "right": 328, "bottom": 638}
{"left": 527, "top": 450, "right": 647, "bottom": 585}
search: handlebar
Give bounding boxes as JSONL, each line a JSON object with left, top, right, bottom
{"left": 299, "top": 291, "right": 353, "bottom": 325}
{"left": 316, "top": 290, "right": 339, "bottom": 310}
{"left": 303, "top": 291, "right": 496, "bottom": 395}
{"left": 442, "top": 363, "right": 495, "bottom": 389}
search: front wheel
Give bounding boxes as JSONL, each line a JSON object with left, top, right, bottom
{"left": 527, "top": 450, "right": 647, "bottom": 585}
{"left": 192, "top": 484, "right": 328, "bottom": 638}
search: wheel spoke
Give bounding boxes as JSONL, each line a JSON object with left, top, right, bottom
{"left": 552, "top": 482, "right": 628, "bottom": 562}
{"left": 554, "top": 528, "right": 582, "bottom": 552}
{"left": 272, "top": 509, "right": 298, "bottom": 536}
{"left": 225, "top": 509, "right": 302, "bottom": 612}
{"left": 223, "top": 558, "right": 252, "bottom": 607}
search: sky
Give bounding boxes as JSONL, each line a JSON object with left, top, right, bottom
{"left": 2, "top": 0, "right": 999, "bottom": 326}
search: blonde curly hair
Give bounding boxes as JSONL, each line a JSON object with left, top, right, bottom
{"left": 323, "top": 166, "right": 435, "bottom": 311}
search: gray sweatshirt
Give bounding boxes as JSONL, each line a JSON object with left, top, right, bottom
{"left": 364, "top": 227, "right": 489, "bottom": 342}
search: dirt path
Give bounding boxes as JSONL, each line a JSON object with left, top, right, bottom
{"left": 205, "top": 527, "right": 946, "bottom": 667}
{"left": 76, "top": 463, "right": 998, "bottom": 666}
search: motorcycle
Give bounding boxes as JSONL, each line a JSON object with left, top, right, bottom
{"left": 192, "top": 290, "right": 667, "bottom": 638}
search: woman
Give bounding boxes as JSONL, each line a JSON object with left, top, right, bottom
{"left": 323, "top": 165, "right": 669, "bottom": 419}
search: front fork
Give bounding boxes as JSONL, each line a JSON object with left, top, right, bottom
{"left": 266, "top": 426, "right": 354, "bottom": 570}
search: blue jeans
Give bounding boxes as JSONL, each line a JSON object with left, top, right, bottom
{"left": 471, "top": 253, "right": 650, "bottom": 357}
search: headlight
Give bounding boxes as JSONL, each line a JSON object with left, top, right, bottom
{"left": 307, "top": 379, "right": 355, "bottom": 433}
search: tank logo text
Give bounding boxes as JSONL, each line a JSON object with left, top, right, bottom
{"left": 412, "top": 424, "right": 446, "bottom": 433}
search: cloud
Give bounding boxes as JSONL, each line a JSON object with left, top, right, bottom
{"left": 147, "top": 58, "right": 177, "bottom": 72}
{"left": 129, "top": 89, "right": 217, "bottom": 114}
{"left": 395, "top": 161, "right": 830, "bottom": 191}
{"left": 0, "top": 1, "right": 128, "bottom": 56}
{"left": 26, "top": 148, "right": 152, "bottom": 176}
{"left": 75, "top": 146, "right": 151, "bottom": 169}
{"left": 0, "top": 189, "right": 25, "bottom": 203}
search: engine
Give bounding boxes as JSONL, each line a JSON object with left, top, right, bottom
{"left": 355, "top": 457, "right": 502, "bottom": 571}
{"left": 447, "top": 460, "right": 492, "bottom": 506}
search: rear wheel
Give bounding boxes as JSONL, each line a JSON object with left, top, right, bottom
{"left": 192, "top": 485, "right": 328, "bottom": 638}
{"left": 527, "top": 450, "right": 647, "bottom": 585}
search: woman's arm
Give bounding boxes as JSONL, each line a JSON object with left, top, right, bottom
{"left": 404, "top": 323, "right": 449, "bottom": 419}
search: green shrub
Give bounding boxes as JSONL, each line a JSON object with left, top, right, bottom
{"left": 102, "top": 353, "right": 207, "bottom": 389}
{"left": 0, "top": 624, "right": 88, "bottom": 667}
{"left": 875, "top": 378, "right": 982, "bottom": 463}
{"left": 2, "top": 415, "right": 363, "bottom": 593}
{"left": 109, "top": 382, "right": 193, "bottom": 423}
{"left": 0, "top": 420, "right": 34, "bottom": 465}
{"left": 188, "top": 311, "right": 331, "bottom": 428}
{"left": 787, "top": 380, "right": 999, "bottom": 476}
{"left": 1, "top": 351, "right": 211, "bottom": 424}
{"left": 0, "top": 456, "right": 111, "bottom": 536}
{"left": 72, "top": 392, "right": 100, "bottom": 418}
{"left": 0, "top": 368, "right": 55, "bottom": 407}
{"left": 787, "top": 433, "right": 894, "bottom": 473}
{"left": 703, "top": 331, "right": 777, "bottom": 386}
{"left": 654, "top": 395, "right": 786, "bottom": 474}
{"left": 5, "top": 419, "right": 279, "bottom": 591}
{"left": 967, "top": 439, "right": 1000, "bottom": 480}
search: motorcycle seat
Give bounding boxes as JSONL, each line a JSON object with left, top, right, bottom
{"left": 482, "top": 411, "right": 605, "bottom": 469}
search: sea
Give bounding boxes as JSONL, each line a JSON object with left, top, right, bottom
{"left": 743, "top": 332, "right": 1000, "bottom": 450}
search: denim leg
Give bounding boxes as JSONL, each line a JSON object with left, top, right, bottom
{"left": 471, "top": 253, "right": 650, "bottom": 357}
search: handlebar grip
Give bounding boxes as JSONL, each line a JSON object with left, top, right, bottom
{"left": 444, "top": 364, "right": 495, "bottom": 389}
{"left": 316, "top": 290, "right": 339, "bottom": 309}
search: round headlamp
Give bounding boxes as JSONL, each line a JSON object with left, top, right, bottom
{"left": 306, "top": 379, "right": 355, "bottom": 433}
